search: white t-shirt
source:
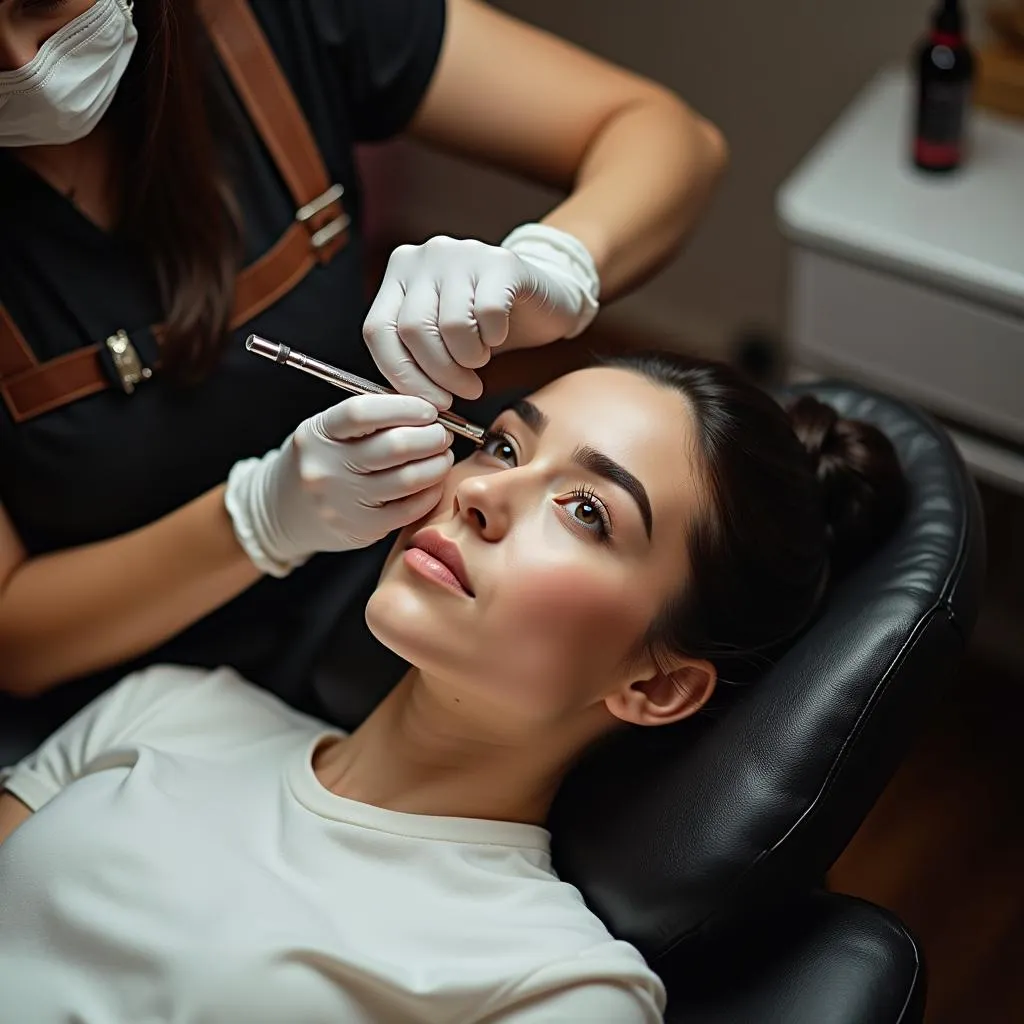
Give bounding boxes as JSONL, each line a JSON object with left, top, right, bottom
{"left": 0, "top": 666, "right": 665, "bottom": 1024}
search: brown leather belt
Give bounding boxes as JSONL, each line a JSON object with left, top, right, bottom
{"left": 0, "top": 0, "right": 350, "bottom": 424}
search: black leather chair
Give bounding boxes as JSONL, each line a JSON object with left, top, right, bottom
{"left": 313, "top": 377, "right": 985, "bottom": 1023}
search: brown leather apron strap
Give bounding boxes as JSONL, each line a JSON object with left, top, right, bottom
{"left": 198, "top": 0, "right": 349, "bottom": 262}
{"left": 2, "top": 0, "right": 349, "bottom": 425}
{"left": 0, "top": 305, "right": 36, "bottom": 378}
{"left": 2, "top": 222, "right": 317, "bottom": 423}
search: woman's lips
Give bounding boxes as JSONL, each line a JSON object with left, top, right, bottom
{"left": 405, "top": 530, "right": 475, "bottom": 597}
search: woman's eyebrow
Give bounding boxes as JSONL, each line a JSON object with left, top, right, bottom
{"left": 504, "top": 399, "right": 548, "bottom": 434}
{"left": 572, "top": 446, "right": 653, "bottom": 540}
{"left": 503, "top": 398, "right": 652, "bottom": 538}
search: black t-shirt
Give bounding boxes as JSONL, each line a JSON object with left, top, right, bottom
{"left": 0, "top": 0, "right": 446, "bottom": 757}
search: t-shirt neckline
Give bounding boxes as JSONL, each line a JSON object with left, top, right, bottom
{"left": 287, "top": 732, "right": 551, "bottom": 851}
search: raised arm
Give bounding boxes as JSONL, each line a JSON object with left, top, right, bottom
{"left": 407, "top": 0, "right": 728, "bottom": 297}
{"left": 362, "top": 0, "right": 727, "bottom": 405}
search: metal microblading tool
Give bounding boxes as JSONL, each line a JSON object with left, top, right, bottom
{"left": 246, "top": 334, "right": 487, "bottom": 445}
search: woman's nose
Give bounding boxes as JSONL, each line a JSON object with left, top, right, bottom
{"left": 454, "top": 473, "right": 512, "bottom": 540}
{"left": 0, "top": 0, "right": 89, "bottom": 73}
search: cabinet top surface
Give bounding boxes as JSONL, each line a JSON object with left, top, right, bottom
{"left": 778, "top": 68, "right": 1024, "bottom": 312}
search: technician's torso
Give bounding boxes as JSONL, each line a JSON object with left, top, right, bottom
{"left": 0, "top": 1, "right": 445, "bottom": 748}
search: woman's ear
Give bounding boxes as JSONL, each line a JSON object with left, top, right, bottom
{"left": 605, "top": 655, "right": 717, "bottom": 728}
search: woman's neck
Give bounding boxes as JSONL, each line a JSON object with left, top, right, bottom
{"left": 312, "top": 672, "right": 597, "bottom": 826}
{"left": 16, "top": 122, "right": 120, "bottom": 231}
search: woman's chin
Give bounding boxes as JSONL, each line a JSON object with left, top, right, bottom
{"left": 364, "top": 577, "right": 459, "bottom": 671}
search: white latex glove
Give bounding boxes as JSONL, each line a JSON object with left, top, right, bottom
{"left": 363, "top": 223, "right": 601, "bottom": 409}
{"left": 225, "top": 394, "right": 454, "bottom": 577}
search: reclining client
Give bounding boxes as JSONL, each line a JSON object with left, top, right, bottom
{"left": 0, "top": 353, "right": 906, "bottom": 1023}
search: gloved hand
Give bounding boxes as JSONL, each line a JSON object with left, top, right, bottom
{"left": 225, "top": 394, "right": 453, "bottom": 577}
{"left": 363, "top": 223, "right": 601, "bottom": 409}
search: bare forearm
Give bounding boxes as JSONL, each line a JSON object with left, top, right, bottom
{"left": 0, "top": 486, "right": 261, "bottom": 696}
{"left": 408, "top": 1, "right": 727, "bottom": 307}
{"left": 542, "top": 93, "right": 728, "bottom": 300}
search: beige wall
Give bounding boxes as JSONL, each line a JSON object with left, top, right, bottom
{"left": 382, "top": 0, "right": 989, "bottom": 356}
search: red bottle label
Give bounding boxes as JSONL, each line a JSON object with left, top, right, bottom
{"left": 915, "top": 139, "right": 961, "bottom": 166}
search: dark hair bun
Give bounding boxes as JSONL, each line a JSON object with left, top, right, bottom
{"left": 787, "top": 395, "right": 908, "bottom": 575}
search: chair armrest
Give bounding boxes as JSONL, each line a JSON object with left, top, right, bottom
{"left": 662, "top": 891, "right": 924, "bottom": 1024}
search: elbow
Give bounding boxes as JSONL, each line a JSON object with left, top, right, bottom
{"left": 0, "top": 640, "right": 47, "bottom": 699}
{"left": 638, "top": 86, "right": 729, "bottom": 193}
{"left": 0, "top": 673, "right": 34, "bottom": 700}
{"left": 0, "top": 676, "right": 49, "bottom": 701}
{"left": 695, "top": 114, "right": 729, "bottom": 183}
{"left": 668, "top": 91, "right": 729, "bottom": 189}
{"left": 0, "top": 634, "right": 18, "bottom": 695}
{"left": 0, "top": 580, "right": 57, "bottom": 699}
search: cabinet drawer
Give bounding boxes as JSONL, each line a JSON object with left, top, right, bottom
{"left": 789, "top": 249, "right": 1024, "bottom": 446}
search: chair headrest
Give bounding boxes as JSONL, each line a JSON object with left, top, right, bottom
{"left": 546, "top": 381, "right": 985, "bottom": 965}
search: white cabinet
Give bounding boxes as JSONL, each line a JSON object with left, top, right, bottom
{"left": 778, "top": 69, "right": 1024, "bottom": 492}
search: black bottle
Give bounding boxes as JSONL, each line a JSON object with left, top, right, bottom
{"left": 913, "top": 0, "right": 975, "bottom": 172}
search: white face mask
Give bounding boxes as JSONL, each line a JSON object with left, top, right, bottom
{"left": 0, "top": 0, "right": 138, "bottom": 148}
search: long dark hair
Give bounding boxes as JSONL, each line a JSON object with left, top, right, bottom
{"left": 602, "top": 353, "right": 908, "bottom": 684}
{"left": 111, "top": 0, "right": 240, "bottom": 381}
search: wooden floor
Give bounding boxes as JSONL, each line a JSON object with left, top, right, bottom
{"left": 829, "top": 654, "right": 1024, "bottom": 1024}
{"left": 829, "top": 479, "right": 1024, "bottom": 1024}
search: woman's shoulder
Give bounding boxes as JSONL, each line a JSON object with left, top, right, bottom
{"left": 246, "top": 0, "right": 445, "bottom": 143}
{"left": 491, "top": 853, "right": 651, "bottom": 957}
{"left": 505, "top": 881, "right": 665, "bottom": 1018}
{"left": 246, "top": 0, "right": 444, "bottom": 72}
{"left": 490, "top": 874, "right": 666, "bottom": 1021}
{"left": 248, "top": 0, "right": 442, "bottom": 41}
{"left": 101, "top": 664, "right": 329, "bottom": 752}
{"left": 421, "top": 843, "right": 665, "bottom": 1019}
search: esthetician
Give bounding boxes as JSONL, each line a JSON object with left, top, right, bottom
{"left": 0, "top": 0, "right": 726, "bottom": 754}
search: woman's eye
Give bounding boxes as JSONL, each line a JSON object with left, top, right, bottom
{"left": 480, "top": 430, "right": 518, "bottom": 467}
{"left": 560, "top": 489, "right": 612, "bottom": 540}
{"left": 568, "top": 499, "right": 600, "bottom": 526}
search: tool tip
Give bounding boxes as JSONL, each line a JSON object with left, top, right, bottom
{"left": 246, "top": 335, "right": 285, "bottom": 362}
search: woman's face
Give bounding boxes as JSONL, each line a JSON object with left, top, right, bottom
{"left": 366, "top": 367, "right": 708, "bottom": 732}
{"left": 0, "top": 0, "right": 97, "bottom": 72}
